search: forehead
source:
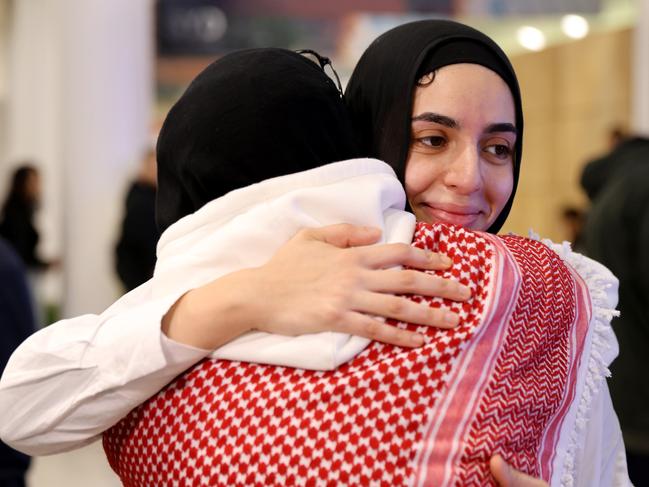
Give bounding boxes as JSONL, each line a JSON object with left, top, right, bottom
{"left": 412, "top": 63, "right": 515, "bottom": 124}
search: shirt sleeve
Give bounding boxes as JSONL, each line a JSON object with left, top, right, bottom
{"left": 574, "top": 382, "right": 632, "bottom": 487}
{"left": 540, "top": 237, "right": 632, "bottom": 486}
{"left": 0, "top": 287, "right": 210, "bottom": 456}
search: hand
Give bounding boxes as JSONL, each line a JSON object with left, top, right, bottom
{"left": 490, "top": 455, "right": 549, "bottom": 487}
{"left": 163, "top": 223, "right": 471, "bottom": 350}
{"left": 248, "top": 223, "right": 470, "bottom": 347}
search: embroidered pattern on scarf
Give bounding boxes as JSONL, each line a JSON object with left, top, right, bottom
{"left": 103, "top": 223, "right": 590, "bottom": 486}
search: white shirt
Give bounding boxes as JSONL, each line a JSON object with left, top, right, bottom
{"left": 0, "top": 160, "right": 631, "bottom": 485}
{"left": 0, "top": 159, "right": 414, "bottom": 454}
{"left": 544, "top": 242, "right": 630, "bottom": 486}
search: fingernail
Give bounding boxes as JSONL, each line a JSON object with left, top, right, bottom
{"left": 411, "top": 333, "right": 425, "bottom": 346}
{"left": 444, "top": 312, "right": 459, "bottom": 326}
{"left": 439, "top": 254, "right": 452, "bottom": 266}
{"left": 460, "top": 286, "right": 472, "bottom": 299}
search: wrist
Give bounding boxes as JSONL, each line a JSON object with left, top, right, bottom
{"left": 161, "top": 269, "right": 258, "bottom": 350}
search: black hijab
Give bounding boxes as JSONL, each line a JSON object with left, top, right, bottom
{"left": 345, "top": 20, "right": 524, "bottom": 234}
{"left": 156, "top": 48, "right": 360, "bottom": 232}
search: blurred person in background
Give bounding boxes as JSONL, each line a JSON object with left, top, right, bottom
{"left": 582, "top": 135, "right": 649, "bottom": 486}
{"left": 559, "top": 205, "right": 586, "bottom": 253}
{"left": 580, "top": 128, "right": 649, "bottom": 202}
{"left": 0, "top": 237, "right": 36, "bottom": 487}
{"left": 0, "top": 165, "right": 56, "bottom": 272}
{"left": 115, "top": 147, "right": 159, "bottom": 291}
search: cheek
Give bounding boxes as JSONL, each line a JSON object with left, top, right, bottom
{"left": 404, "top": 155, "right": 437, "bottom": 201}
{"left": 487, "top": 167, "right": 514, "bottom": 212}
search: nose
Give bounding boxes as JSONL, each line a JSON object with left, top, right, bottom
{"left": 443, "top": 144, "right": 482, "bottom": 195}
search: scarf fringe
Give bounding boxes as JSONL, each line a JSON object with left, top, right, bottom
{"left": 530, "top": 232, "right": 619, "bottom": 487}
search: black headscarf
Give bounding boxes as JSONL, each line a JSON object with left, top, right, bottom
{"left": 156, "top": 48, "right": 360, "bottom": 232}
{"left": 345, "top": 20, "right": 524, "bottom": 234}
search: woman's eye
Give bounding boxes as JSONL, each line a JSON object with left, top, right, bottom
{"left": 419, "top": 136, "right": 446, "bottom": 148}
{"left": 484, "top": 144, "right": 512, "bottom": 160}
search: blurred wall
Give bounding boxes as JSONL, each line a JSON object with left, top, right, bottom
{"left": 501, "top": 28, "right": 631, "bottom": 241}
{"left": 6, "top": 0, "right": 154, "bottom": 316}
{"left": 0, "top": 0, "right": 9, "bottom": 173}
{"left": 633, "top": 0, "right": 649, "bottom": 134}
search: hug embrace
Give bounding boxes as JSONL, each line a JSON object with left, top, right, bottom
{"left": 0, "top": 20, "right": 631, "bottom": 487}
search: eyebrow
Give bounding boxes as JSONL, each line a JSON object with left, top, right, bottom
{"left": 412, "top": 112, "right": 457, "bottom": 128}
{"left": 412, "top": 112, "right": 517, "bottom": 135}
{"left": 485, "top": 123, "right": 517, "bottom": 134}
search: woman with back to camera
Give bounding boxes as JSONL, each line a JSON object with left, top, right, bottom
{"left": 0, "top": 47, "right": 468, "bottom": 450}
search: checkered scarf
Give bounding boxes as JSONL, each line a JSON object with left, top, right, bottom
{"left": 103, "top": 222, "right": 590, "bottom": 486}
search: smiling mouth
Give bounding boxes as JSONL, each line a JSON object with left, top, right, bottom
{"left": 420, "top": 203, "right": 483, "bottom": 227}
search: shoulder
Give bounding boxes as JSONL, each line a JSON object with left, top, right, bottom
{"left": 534, "top": 236, "right": 620, "bottom": 370}
{"left": 543, "top": 238, "right": 618, "bottom": 311}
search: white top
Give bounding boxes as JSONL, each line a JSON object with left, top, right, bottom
{"left": 0, "top": 160, "right": 631, "bottom": 485}
{"left": 0, "top": 158, "right": 415, "bottom": 455}
{"left": 543, "top": 241, "right": 630, "bottom": 486}
{"left": 154, "top": 157, "right": 415, "bottom": 369}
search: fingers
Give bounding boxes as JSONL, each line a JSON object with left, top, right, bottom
{"left": 340, "top": 312, "right": 426, "bottom": 348}
{"left": 354, "top": 291, "right": 460, "bottom": 328}
{"left": 301, "top": 228, "right": 456, "bottom": 278}
{"left": 490, "top": 455, "right": 512, "bottom": 486}
{"left": 300, "top": 224, "right": 382, "bottom": 248}
{"left": 369, "top": 269, "right": 471, "bottom": 302}
{"left": 356, "top": 242, "right": 453, "bottom": 271}
{"left": 490, "top": 455, "right": 549, "bottom": 487}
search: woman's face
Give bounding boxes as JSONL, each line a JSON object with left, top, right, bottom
{"left": 405, "top": 63, "right": 516, "bottom": 231}
{"left": 25, "top": 171, "right": 41, "bottom": 203}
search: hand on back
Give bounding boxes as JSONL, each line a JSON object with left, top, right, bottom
{"left": 490, "top": 455, "right": 549, "bottom": 487}
{"left": 163, "top": 223, "right": 471, "bottom": 350}
{"left": 247, "top": 223, "right": 470, "bottom": 347}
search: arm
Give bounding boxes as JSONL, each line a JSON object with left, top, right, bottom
{"left": 572, "top": 383, "right": 631, "bottom": 486}
{"left": 546, "top": 239, "right": 631, "bottom": 486}
{"left": 0, "top": 288, "right": 209, "bottom": 456}
{"left": 0, "top": 224, "right": 469, "bottom": 455}
{"left": 164, "top": 224, "right": 469, "bottom": 350}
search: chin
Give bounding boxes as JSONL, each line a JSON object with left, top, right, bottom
{"left": 413, "top": 209, "right": 489, "bottom": 231}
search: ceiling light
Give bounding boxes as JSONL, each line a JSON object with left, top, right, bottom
{"left": 517, "top": 26, "right": 546, "bottom": 52}
{"left": 561, "top": 14, "right": 589, "bottom": 39}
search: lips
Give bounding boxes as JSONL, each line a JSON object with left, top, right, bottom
{"left": 419, "top": 202, "right": 484, "bottom": 228}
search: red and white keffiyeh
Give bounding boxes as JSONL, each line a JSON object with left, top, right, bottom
{"left": 103, "top": 222, "right": 593, "bottom": 486}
